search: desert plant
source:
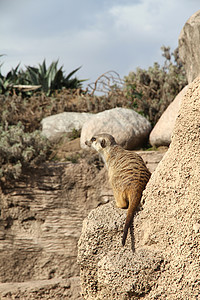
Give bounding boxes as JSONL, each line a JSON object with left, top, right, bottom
{"left": 123, "top": 46, "right": 187, "bottom": 125}
{"left": 0, "top": 64, "right": 21, "bottom": 95}
{"left": 0, "top": 57, "right": 84, "bottom": 96}
{"left": 0, "top": 122, "right": 51, "bottom": 183}
{"left": 25, "top": 60, "right": 83, "bottom": 95}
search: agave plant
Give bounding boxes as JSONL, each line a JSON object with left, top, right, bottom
{"left": 0, "top": 55, "right": 84, "bottom": 96}
{"left": 25, "top": 60, "right": 83, "bottom": 95}
{"left": 0, "top": 63, "right": 21, "bottom": 95}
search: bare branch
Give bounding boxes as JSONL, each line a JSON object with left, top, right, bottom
{"left": 88, "top": 71, "right": 124, "bottom": 95}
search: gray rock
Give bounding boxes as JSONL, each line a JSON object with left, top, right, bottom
{"left": 81, "top": 107, "right": 151, "bottom": 150}
{"left": 78, "top": 76, "right": 200, "bottom": 299}
{"left": 149, "top": 85, "right": 188, "bottom": 147}
{"left": 41, "top": 112, "right": 92, "bottom": 141}
{"left": 179, "top": 10, "right": 200, "bottom": 83}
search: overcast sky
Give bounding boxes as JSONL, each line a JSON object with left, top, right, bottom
{"left": 1, "top": 0, "right": 199, "bottom": 87}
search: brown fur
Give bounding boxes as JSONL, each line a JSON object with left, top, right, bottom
{"left": 85, "top": 133, "right": 151, "bottom": 246}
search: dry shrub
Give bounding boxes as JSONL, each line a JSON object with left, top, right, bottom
{"left": 0, "top": 89, "right": 87, "bottom": 132}
{"left": 0, "top": 86, "right": 129, "bottom": 133}
{"left": 0, "top": 122, "right": 51, "bottom": 183}
{"left": 123, "top": 47, "right": 187, "bottom": 125}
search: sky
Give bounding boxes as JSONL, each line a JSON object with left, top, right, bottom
{"left": 0, "top": 0, "right": 200, "bottom": 88}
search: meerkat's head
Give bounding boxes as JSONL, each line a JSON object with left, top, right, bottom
{"left": 85, "top": 133, "right": 117, "bottom": 153}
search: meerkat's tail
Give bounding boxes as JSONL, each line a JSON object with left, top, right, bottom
{"left": 122, "top": 189, "right": 142, "bottom": 246}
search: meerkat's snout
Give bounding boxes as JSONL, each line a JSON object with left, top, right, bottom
{"left": 85, "top": 140, "right": 91, "bottom": 147}
{"left": 85, "top": 136, "right": 97, "bottom": 147}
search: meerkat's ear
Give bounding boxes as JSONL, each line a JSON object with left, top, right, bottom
{"left": 101, "top": 139, "right": 106, "bottom": 148}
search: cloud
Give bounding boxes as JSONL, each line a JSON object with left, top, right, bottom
{"left": 109, "top": 0, "right": 182, "bottom": 42}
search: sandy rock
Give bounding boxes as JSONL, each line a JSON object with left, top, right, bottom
{"left": 81, "top": 107, "right": 151, "bottom": 150}
{"left": 179, "top": 10, "right": 200, "bottom": 83}
{"left": 41, "top": 112, "right": 92, "bottom": 141}
{"left": 0, "top": 278, "right": 80, "bottom": 300}
{"left": 78, "top": 201, "right": 164, "bottom": 299}
{"left": 0, "top": 161, "right": 110, "bottom": 299}
{"left": 78, "top": 76, "right": 200, "bottom": 299}
{"left": 149, "top": 85, "right": 188, "bottom": 147}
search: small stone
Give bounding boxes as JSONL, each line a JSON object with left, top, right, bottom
{"left": 193, "top": 223, "right": 200, "bottom": 233}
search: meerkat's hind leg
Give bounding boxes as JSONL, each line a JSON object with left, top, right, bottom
{"left": 113, "top": 190, "right": 129, "bottom": 209}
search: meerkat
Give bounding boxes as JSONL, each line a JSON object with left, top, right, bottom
{"left": 85, "top": 133, "right": 151, "bottom": 246}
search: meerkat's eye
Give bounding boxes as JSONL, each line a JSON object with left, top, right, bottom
{"left": 91, "top": 137, "right": 96, "bottom": 142}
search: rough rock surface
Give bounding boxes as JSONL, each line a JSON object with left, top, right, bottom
{"left": 78, "top": 76, "right": 200, "bottom": 299}
{"left": 179, "top": 10, "right": 200, "bottom": 83}
{"left": 78, "top": 201, "right": 165, "bottom": 300}
{"left": 149, "top": 85, "right": 188, "bottom": 147}
{"left": 41, "top": 111, "right": 92, "bottom": 141}
{"left": 0, "top": 161, "right": 110, "bottom": 299}
{"left": 81, "top": 107, "right": 151, "bottom": 150}
{"left": 0, "top": 278, "right": 81, "bottom": 300}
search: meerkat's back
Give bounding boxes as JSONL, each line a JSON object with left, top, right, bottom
{"left": 106, "top": 145, "right": 151, "bottom": 245}
{"left": 107, "top": 145, "right": 150, "bottom": 191}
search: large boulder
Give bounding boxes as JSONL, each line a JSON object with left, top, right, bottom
{"left": 41, "top": 112, "right": 92, "bottom": 141}
{"left": 149, "top": 85, "right": 188, "bottom": 147}
{"left": 81, "top": 107, "right": 151, "bottom": 150}
{"left": 179, "top": 10, "right": 200, "bottom": 83}
{"left": 78, "top": 76, "right": 200, "bottom": 299}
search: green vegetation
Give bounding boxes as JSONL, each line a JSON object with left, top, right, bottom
{"left": 25, "top": 61, "right": 83, "bottom": 96}
{"left": 0, "top": 63, "right": 21, "bottom": 95}
{"left": 67, "top": 129, "right": 81, "bottom": 141}
{"left": 0, "top": 58, "right": 83, "bottom": 96}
